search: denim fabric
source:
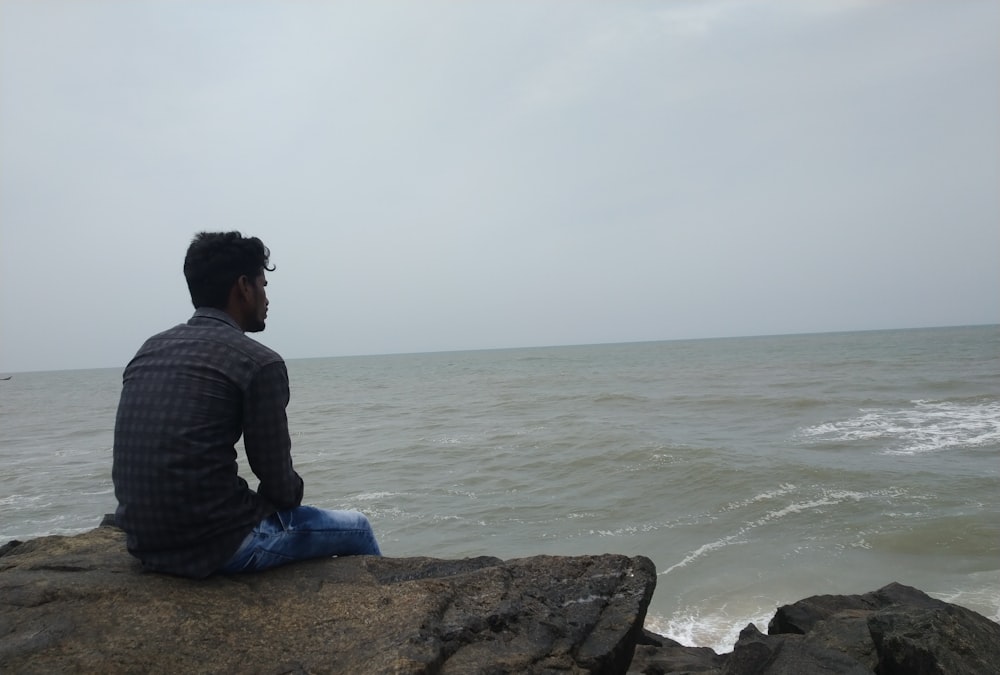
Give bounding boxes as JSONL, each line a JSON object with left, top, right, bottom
{"left": 218, "top": 506, "right": 381, "bottom": 574}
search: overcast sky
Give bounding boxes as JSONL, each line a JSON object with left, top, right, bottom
{"left": 1, "top": 0, "right": 997, "bottom": 372}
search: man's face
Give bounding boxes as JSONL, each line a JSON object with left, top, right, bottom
{"left": 244, "top": 272, "right": 269, "bottom": 333}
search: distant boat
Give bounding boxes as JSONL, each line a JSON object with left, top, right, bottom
{"left": 0, "top": 376, "right": 11, "bottom": 381}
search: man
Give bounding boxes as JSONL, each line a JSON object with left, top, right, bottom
{"left": 113, "top": 231, "right": 381, "bottom": 578}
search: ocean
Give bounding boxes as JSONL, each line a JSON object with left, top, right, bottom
{"left": 1, "top": 325, "right": 998, "bottom": 652}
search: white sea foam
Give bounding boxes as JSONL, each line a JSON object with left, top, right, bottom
{"left": 721, "top": 483, "right": 798, "bottom": 511}
{"left": 660, "top": 537, "right": 741, "bottom": 575}
{"left": 351, "top": 491, "right": 405, "bottom": 501}
{"left": 660, "top": 486, "right": 897, "bottom": 577}
{"left": 931, "top": 570, "right": 1000, "bottom": 623}
{"left": 798, "top": 400, "right": 1000, "bottom": 455}
{"left": 0, "top": 494, "right": 51, "bottom": 508}
{"left": 646, "top": 606, "right": 774, "bottom": 654}
{"left": 78, "top": 487, "right": 114, "bottom": 496}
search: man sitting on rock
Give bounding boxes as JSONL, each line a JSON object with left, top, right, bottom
{"left": 112, "top": 231, "right": 381, "bottom": 578}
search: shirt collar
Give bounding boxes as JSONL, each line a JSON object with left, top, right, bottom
{"left": 190, "top": 307, "right": 243, "bottom": 332}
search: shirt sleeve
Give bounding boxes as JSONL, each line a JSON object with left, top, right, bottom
{"left": 243, "top": 361, "right": 304, "bottom": 510}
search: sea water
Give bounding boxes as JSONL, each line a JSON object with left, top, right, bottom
{"left": 1, "top": 325, "right": 997, "bottom": 652}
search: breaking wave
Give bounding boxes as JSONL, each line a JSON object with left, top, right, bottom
{"left": 797, "top": 400, "right": 1000, "bottom": 455}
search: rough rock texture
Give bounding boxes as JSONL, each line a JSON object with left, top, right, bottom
{"left": 627, "top": 582, "right": 1000, "bottom": 675}
{"left": 5, "top": 528, "right": 998, "bottom": 675}
{"left": 0, "top": 526, "right": 656, "bottom": 674}
{"left": 628, "top": 630, "right": 727, "bottom": 675}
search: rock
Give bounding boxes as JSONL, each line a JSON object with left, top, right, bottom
{"left": 722, "top": 623, "right": 872, "bottom": 675}
{"left": 627, "top": 629, "right": 725, "bottom": 674}
{"left": 769, "top": 582, "right": 1000, "bottom": 675}
{"left": 627, "top": 582, "right": 1000, "bottom": 675}
{"left": 0, "top": 526, "right": 656, "bottom": 674}
{"left": 6, "top": 529, "right": 999, "bottom": 675}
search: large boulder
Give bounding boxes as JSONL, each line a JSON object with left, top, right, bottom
{"left": 0, "top": 526, "right": 656, "bottom": 674}
{"left": 6, "top": 527, "right": 998, "bottom": 674}
{"left": 767, "top": 582, "right": 1000, "bottom": 675}
{"left": 627, "top": 582, "right": 1000, "bottom": 674}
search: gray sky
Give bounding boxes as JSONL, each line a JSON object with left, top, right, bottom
{"left": 1, "top": 0, "right": 998, "bottom": 373}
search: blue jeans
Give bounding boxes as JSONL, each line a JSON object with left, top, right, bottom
{"left": 218, "top": 506, "right": 381, "bottom": 574}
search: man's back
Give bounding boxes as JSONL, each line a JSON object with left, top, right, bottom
{"left": 112, "top": 307, "right": 303, "bottom": 578}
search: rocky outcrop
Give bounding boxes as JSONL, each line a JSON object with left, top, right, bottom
{"left": 3, "top": 526, "right": 998, "bottom": 674}
{"left": 628, "top": 582, "right": 1000, "bottom": 675}
{"left": 0, "top": 526, "right": 655, "bottom": 674}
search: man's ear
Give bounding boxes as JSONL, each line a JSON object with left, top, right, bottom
{"left": 236, "top": 274, "right": 252, "bottom": 300}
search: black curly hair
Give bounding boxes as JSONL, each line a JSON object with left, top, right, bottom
{"left": 183, "top": 231, "right": 275, "bottom": 309}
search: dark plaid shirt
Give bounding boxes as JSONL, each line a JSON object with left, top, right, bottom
{"left": 112, "top": 308, "right": 303, "bottom": 578}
